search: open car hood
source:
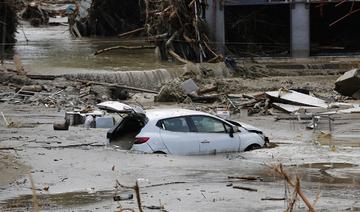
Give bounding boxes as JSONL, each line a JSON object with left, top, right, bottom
{"left": 97, "top": 101, "right": 145, "bottom": 115}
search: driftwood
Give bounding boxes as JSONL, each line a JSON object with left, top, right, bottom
{"left": 75, "top": 79, "right": 158, "bottom": 94}
{"left": 228, "top": 176, "right": 263, "bottom": 181}
{"left": 94, "top": 45, "right": 155, "bottom": 55}
{"left": 232, "top": 186, "right": 258, "bottom": 192}
{"left": 261, "top": 197, "right": 286, "bottom": 201}
{"left": 118, "top": 27, "right": 145, "bottom": 38}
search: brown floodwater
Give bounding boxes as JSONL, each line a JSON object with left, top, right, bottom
{"left": 14, "top": 21, "right": 180, "bottom": 75}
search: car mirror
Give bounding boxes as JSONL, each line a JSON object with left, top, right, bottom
{"left": 229, "top": 127, "right": 234, "bottom": 137}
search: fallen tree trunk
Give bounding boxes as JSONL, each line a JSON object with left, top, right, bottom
{"left": 94, "top": 45, "right": 155, "bottom": 55}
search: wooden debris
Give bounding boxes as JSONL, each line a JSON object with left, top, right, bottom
{"left": 261, "top": 197, "right": 286, "bottom": 201}
{"left": 94, "top": 45, "right": 155, "bottom": 56}
{"left": 144, "top": 0, "right": 220, "bottom": 63}
{"left": 228, "top": 176, "right": 263, "bottom": 181}
{"left": 232, "top": 185, "right": 258, "bottom": 192}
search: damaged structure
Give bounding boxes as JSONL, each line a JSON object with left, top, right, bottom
{"left": 205, "top": 0, "right": 360, "bottom": 57}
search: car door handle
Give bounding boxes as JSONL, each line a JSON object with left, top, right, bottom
{"left": 201, "top": 140, "right": 210, "bottom": 144}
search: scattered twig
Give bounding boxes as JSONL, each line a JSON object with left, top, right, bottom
{"left": 1, "top": 111, "right": 9, "bottom": 126}
{"left": 29, "top": 173, "right": 40, "bottom": 212}
{"left": 272, "top": 164, "right": 316, "bottom": 212}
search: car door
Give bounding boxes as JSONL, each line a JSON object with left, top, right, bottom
{"left": 189, "top": 115, "right": 240, "bottom": 154}
{"left": 158, "top": 116, "right": 201, "bottom": 155}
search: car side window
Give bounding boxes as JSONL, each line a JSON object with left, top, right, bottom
{"left": 162, "top": 117, "right": 190, "bottom": 132}
{"left": 190, "top": 116, "right": 226, "bottom": 133}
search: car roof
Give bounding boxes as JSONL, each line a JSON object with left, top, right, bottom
{"left": 145, "top": 108, "right": 212, "bottom": 120}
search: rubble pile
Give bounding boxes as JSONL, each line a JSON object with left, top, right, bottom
{"left": 0, "top": 69, "right": 132, "bottom": 109}
{"left": 0, "top": 0, "right": 18, "bottom": 51}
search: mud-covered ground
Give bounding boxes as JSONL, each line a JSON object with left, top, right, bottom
{"left": 1, "top": 10, "right": 360, "bottom": 211}
{"left": 0, "top": 98, "right": 359, "bottom": 211}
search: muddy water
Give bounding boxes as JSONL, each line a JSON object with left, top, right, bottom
{"left": 15, "top": 21, "right": 180, "bottom": 75}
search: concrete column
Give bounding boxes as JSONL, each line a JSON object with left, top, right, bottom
{"left": 205, "top": 0, "right": 225, "bottom": 53}
{"left": 291, "top": 1, "right": 310, "bottom": 58}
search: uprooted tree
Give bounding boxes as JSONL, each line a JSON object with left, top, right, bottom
{"left": 143, "top": 0, "right": 221, "bottom": 63}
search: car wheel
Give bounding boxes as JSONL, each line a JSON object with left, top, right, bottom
{"left": 245, "top": 144, "right": 261, "bottom": 151}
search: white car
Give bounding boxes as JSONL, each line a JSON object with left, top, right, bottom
{"left": 99, "top": 102, "right": 269, "bottom": 156}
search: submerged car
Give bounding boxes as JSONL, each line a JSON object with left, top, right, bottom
{"left": 99, "top": 101, "right": 269, "bottom": 155}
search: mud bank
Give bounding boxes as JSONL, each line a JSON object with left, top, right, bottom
{"left": 0, "top": 104, "right": 359, "bottom": 211}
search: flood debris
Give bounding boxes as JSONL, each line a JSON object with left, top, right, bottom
{"left": 19, "top": 1, "right": 74, "bottom": 27}
{"left": 335, "top": 69, "right": 360, "bottom": 99}
{"left": 20, "top": 2, "right": 50, "bottom": 26}
{"left": 144, "top": 0, "right": 221, "bottom": 63}
{"left": 72, "top": 0, "right": 221, "bottom": 63}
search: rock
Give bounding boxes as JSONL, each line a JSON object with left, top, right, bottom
{"left": 113, "top": 192, "right": 133, "bottom": 201}
{"left": 53, "top": 119, "right": 70, "bottom": 130}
